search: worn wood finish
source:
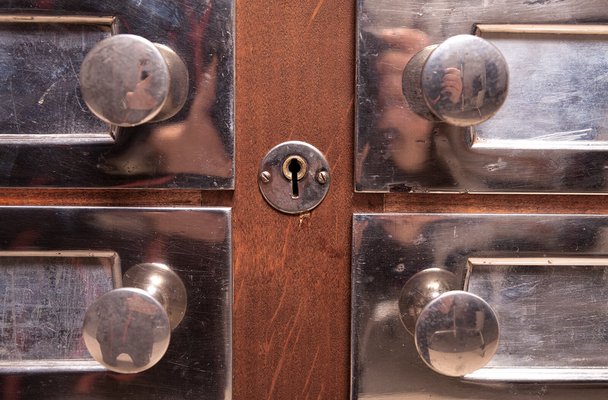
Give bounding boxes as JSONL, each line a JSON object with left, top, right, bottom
{"left": 233, "top": 1, "right": 363, "bottom": 398}
{"left": 232, "top": 1, "right": 608, "bottom": 399}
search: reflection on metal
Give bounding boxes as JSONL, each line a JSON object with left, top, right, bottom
{"left": 0, "top": 207, "right": 231, "bottom": 399}
{"left": 83, "top": 263, "right": 187, "bottom": 374}
{"left": 0, "top": 16, "right": 114, "bottom": 144}
{"left": 259, "top": 141, "right": 330, "bottom": 214}
{"left": 398, "top": 268, "right": 500, "bottom": 377}
{"left": 415, "top": 291, "right": 499, "bottom": 377}
{"left": 83, "top": 288, "right": 171, "bottom": 374}
{"left": 0, "top": 1, "right": 234, "bottom": 189}
{"left": 356, "top": 0, "right": 608, "bottom": 193}
{"left": 474, "top": 25, "right": 608, "bottom": 152}
{"left": 0, "top": 251, "right": 119, "bottom": 373}
{"left": 80, "top": 35, "right": 189, "bottom": 127}
{"left": 399, "top": 268, "right": 457, "bottom": 335}
{"left": 465, "top": 257, "right": 608, "bottom": 382}
{"left": 123, "top": 263, "right": 187, "bottom": 329}
{"left": 352, "top": 214, "right": 608, "bottom": 399}
{"left": 402, "top": 35, "right": 508, "bottom": 127}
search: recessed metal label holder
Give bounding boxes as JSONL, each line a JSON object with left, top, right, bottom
{"left": 466, "top": 257, "right": 608, "bottom": 382}
{"left": 356, "top": 0, "right": 608, "bottom": 193}
{"left": 0, "top": 16, "right": 117, "bottom": 145}
{"left": 0, "top": 1, "right": 234, "bottom": 189}
{"left": 0, "top": 251, "right": 120, "bottom": 373}
{"left": 0, "top": 207, "right": 231, "bottom": 400}
{"left": 352, "top": 213, "right": 608, "bottom": 399}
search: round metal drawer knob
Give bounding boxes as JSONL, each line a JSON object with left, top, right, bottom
{"left": 399, "top": 268, "right": 499, "bottom": 377}
{"left": 82, "top": 263, "right": 187, "bottom": 374}
{"left": 80, "top": 34, "right": 189, "bottom": 127}
{"left": 415, "top": 291, "right": 499, "bottom": 377}
{"left": 398, "top": 268, "right": 458, "bottom": 336}
{"left": 402, "top": 34, "right": 509, "bottom": 127}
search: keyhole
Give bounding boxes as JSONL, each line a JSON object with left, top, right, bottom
{"left": 288, "top": 158, "right": 301, "bottom": 198}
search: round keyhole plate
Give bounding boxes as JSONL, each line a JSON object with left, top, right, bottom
{"left": 259, "top": 141, "right": 330, "bottom": 214}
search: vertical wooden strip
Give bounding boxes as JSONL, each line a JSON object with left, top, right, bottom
{"left": 233, "top": 0, "right": 366, "bottom": 398}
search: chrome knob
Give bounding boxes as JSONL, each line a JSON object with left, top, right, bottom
{"left": 82, "top": 263, "right": 187, "bottom": 374}
{"left": 399, "top": 268, "right": 499, "bottom": 377}
{"left": 402, "top": 35, "right": 508, "bottom": 127}
{"left": 80, "top": 34, "right": 189, "bottom": 127}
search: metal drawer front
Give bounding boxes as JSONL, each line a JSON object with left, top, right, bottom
{"left": 0, "top": 1, "right": 234, "bottom": 189}
{"left": 0, "top": 207, "right": 231, "bottom": 400}
{"left": 356, "top": 0, "right": 608, "bottom": 193}
{"left": 352, "top": 213, "right": 608, "bottom": 399}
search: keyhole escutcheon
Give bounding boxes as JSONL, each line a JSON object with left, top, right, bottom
{"left": 259, "top": 141, "right": 330, "bottom": 214}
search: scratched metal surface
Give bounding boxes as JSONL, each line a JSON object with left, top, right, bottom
{"left": 0, "top": 207, "right": 231, "bottom": 400}
{"left": 356, "top": 0, "right": 608, "bottom": 193}
{"left": 467, "top": 260, "right": 608, "bottom": 379}
{"left": 352, "top": 213, "right": 608, "bottom": 399}
{"left": 0, "top": 1, "right": 234, "bottom": 189}
{"left": 0, "top": 23, "right": 110, "bottom": 138}
{"left": 0, "top": 253, "right": 117, "bottom": 367}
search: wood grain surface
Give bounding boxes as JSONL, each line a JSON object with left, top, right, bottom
{"left": 2, "top": 0, "right": 608, "bottom": 399}
{"left": 233, "top": 1, "right": 364, "bottom": 398}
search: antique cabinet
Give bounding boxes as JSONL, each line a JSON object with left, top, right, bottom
{"left": 1, "top": 0, "right": 608, "bottom": 399}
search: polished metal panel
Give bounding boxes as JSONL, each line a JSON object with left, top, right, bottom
{"left": 80, "top": 35, "right": 189, "bottom": 127}
{"left": 0, "top": 207, "right": 231, "bottom": 399}
{"left": 356, "top": 0, "right": 608, "bottom": 193}
{"left": 258, "top": 141, "right": 331, "bottom": 214}
{"left": 0, "top": 2, "right": 234, "bottom": 189}
{"left": 83, "top": 263, "right": 188, "bottom": 374}
{"left": 352, "top": 213, "right": 608, "bottom": 399}
{"left": 0, "top": 251, "right": 119, "bottom": 372}
{"left": 402, "top": 35, "right": 508, "bottom": 127}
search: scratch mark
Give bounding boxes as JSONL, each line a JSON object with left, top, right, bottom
{"left": 306, "top": 0, "right": 326, "bottom": 30}
{"left": 68, "top": 58, "right": 87, "bottom": 112}
{"left": 38, "top": 81, "right": 58, "bottom": 105}
{"left": 484, "top": 157, "right": 507, "bottom": 172}
{"left": 315, "top": 383, "right": 325, "bottom": 400}
{"left": 266, "top": 303, "right": 303, "bottom": 400}
{"left": 9, "top": 81, "right": 20, "bottom": 134}
{"left": 233, "top": 275, "right": 245, "bottom": 307}
{"left": 298, "top": 212, "right": 311, "bottom": 228}
{"left": 534, "top": 128, "right": 593, "bottom": 141}
{"left": 301, "top": 346, "right": 321, "bottom": 398}
{"left": 269, "top": 285, "right": 288, "bottom": 326}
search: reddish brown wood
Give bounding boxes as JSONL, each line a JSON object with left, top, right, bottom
{"left": 232, "top": 1, "right": 608, "bottom": 398}
{"left": 233, "top": 0, "right": 367, "bottom": 398}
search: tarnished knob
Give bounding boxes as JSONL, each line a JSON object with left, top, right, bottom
{"left": 402, "top": 35, "right": 508, "bottom": 127}
{"left": 82, "top": 263, "right": 187, "bottom": 374}
{"left": 80, "top": 34, "right": 189, "bottom": 127}
{"left": 399, "top": 268, "right": 499, "bottom": 377}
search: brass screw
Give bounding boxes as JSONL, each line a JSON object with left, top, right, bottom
{"left": 260, "top": 171, "right": 271, "bottom": 183}
{"left": 316, "top": 170, "right": 329, "bottom": 184}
